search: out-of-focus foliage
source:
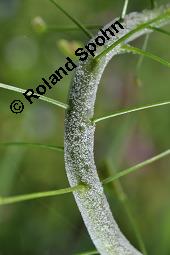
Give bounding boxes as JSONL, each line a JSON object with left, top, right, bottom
{"left": 0, "top": 0, "right": 170, "bottom": 254}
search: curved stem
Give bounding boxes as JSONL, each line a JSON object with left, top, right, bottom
{"left": 64, "top": 5, "right": 170, "bottom": 255}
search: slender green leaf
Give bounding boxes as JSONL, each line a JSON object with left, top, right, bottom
{"left": 0, "top": 142, "right": 64, "bottom": 152}
{"left": 136, "top": 34, "right": 150, "bottom": 73}
{"left": 122, "top": 44, "right": 170, "bottom": 67}
{"left": 95, "top": 8, "right": 170, "bottom": 61}
{"left": 93, "top": 101, "right": 170, "bottom": 124}
{"left": 0, "top": 83, "right": 68, "bottom": 109}
{"left": 0, "top": 184, "right": 86, "bottom": 206}
{"left": 102, "top": 150, "right": 170, "bottom": 184}
{"left": 49, "top": 0, "right": 92, "bottom": 38}
{"left": 149, "top": 26, "right": 170, "bottom": 36}
{"left": 121, "top": 0, "right": 129, "bottom": 19}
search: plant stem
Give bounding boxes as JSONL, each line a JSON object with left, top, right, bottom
{"left": 64, "top": 6, "right": 170, "bottom": 255}
{"left": 0, "top": 184, "right": 85, "bottom": 206}
{"left": 0, "top": 142, "right": 64, "bottom": 152}
{"left": 122, "top": 44, "right": 170, "bottom": 68}
{"left": 49, "top": 0, "right": 92, "bottom": 38}
{"left": 93, "top": 101, "right": 170, "bottom": 123}
{"left": 121, "top": 0, "right": 129, "bottom": 19}
{"left": 149, "top": 26, "right": 170, "bottom": 36}
{"left": 102, "top": 150, "right": 170, "bottom": 185}
{"left": 0, "top": 83, "right": 68, "bottom": 109}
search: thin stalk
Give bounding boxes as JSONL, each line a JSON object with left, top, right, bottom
{"left": 149, "top": 26, "right": 170, "bottom": 36}
{"left": 122, "top": 44, "right": 170, "bottom": 68}
{"left": 0, "top": 142, "right": 64, "bottom": 152}
{"left": 48, "top": 0, "right": 92, "bottom": 38}
{"left": 0, "top": 83, "right": 68, "bottom": 109}
{"left": 102, "top": 150, "right": 170, "bottom": 184}
{"left": 93, "top": 101, "right": 170, "bottom": 124}
{"left": 121, "top": 0, "right": 129, "bottom": 19}
{"left": 0, "top": 184, "right": 86, "bottom": 206}
{"left": 136, "top": 34, "right": 150, "bottom": 73}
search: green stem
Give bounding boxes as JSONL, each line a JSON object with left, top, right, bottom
{"left": 0, "top": 83, "right": 68, "bottom": 109}
{"left": 49, "top": 0, "right": 92, "bottom": 38}
{"left": 121, "top": 0, "right": 129, "bottom": 19}
{"left": 122, "top": 44, "right": 170, "bottom": 68}
{"left": 0, "top": 142, "right": 64, "bottom": 152}
{"left": 102, "top": 150, "right": 170, "bottom": 184}
{"left": 149, "top": 26, "right": 170, "bottom": 36}
{"left": 93, "top": 101, "right": 170, "bottom": 124}
{"left": 0, "top": 184, "right": 86, "bottom": 206}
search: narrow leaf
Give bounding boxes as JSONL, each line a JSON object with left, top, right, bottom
{"left": 121, "top": 0, "right": 129, "bottom": 19}
{"left": 0, "top": 83, "right": 68, "bottom": 109}
{"left": 93, "top": 101, "right": 170, "bottom": 124}
{"left": 149, "top": 26, "right": 170, "bottom": 36}
{"left": 122, "top": 44, "right": 170, "bottom": 68}
{"left": 49, "top": 0, "right": 92, "bottom": 38}
{"left": 136, "top": 34, "right": 150, "bottom": 73}
{"left": 0, "top": 142, "right": 64, "bottom": 152}
{"left": 102, "top": 150, "right": 170, "bottom": 184}
{"left": 0, "top": 184, "right": 85, "bottom": 206}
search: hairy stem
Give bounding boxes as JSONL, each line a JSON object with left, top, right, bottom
{"left": 64, "top": 5, "right": 170, "bottom": 255}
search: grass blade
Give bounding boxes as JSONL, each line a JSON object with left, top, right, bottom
{"left": 149, "top": 26, "right": 170, "bottom": 36}
{"left": 93, "top": 101, "right": 170, "bottom": 124}
{"left": 0, "top": 142, "right": 64, "bottom": 152}
{"left": 0, "top": 83, "right": 68, "bottom": 109}
{"left": 0, "top": 184, "right": 85, "bottom": 206}
{"left": 121, "top": 0, "right": 129, "bottom": 19}
{"left": 49, "top": 0, "right": 92, "bottom": 38}
{"left": 136, "top": 34, "right": 150, "bottom": 73}
{"left": 122, "top": 44, "right": 170, "bottom": 68}
{"left": 102, "top": 150, "right": 170, "bottom": 184}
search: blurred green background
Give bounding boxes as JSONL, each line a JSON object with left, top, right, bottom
{"left": 0, "top": 0, "right": 170, "bottom": 254}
